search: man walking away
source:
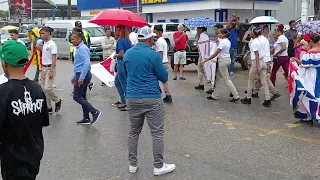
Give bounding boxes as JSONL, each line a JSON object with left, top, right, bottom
{"left": 285, "top": 20, "right": 297, "bottom": 58}
{"left": 0, "top": 40, "right": 49, "bottom": 180}
{"left": 71, "top": 33, "right": 101, "bottom": 125}
{"left": 227, "top": 14, "right": 240, "bottom": 79}
{"left": 173, "top": 24, "right": 188, "bottom": 80}
{"left": 101, "top": 28, "right": 116, "bottom": 86}
{"left": 153, "top": 25, "right": 172, "bottom": 103}
{"left": 9, "top": 29, "right": 25, "bottom": 45}
{"left": 124, "top": 26, "right": 176, "bottom": 176}
{"left": 69, "top": 21, "right": 94, "bottom": 92}
{"left": 40, "top": 27, "right": 62, "bottom": 113}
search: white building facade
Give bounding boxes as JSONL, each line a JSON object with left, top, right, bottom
{"left": 79, "top": 0, "right": 314, "bottom": 25}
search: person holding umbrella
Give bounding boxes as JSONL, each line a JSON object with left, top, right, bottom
{"left": 113, "top": 25, "right": 131, "bottom": 111}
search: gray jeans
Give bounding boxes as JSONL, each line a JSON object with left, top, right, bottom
{"left": 127, "top": 98, "right": 164, "bottom": 168}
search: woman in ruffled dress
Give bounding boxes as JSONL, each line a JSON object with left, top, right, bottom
{"left": 291, "top": 33, "right": 320, "bottom": 125}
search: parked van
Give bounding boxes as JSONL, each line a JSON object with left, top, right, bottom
{"left": 45, "top": 20, "right": 105, "bottom": 60}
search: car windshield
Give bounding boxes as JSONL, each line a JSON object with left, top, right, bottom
{"left": 83, "top": 27, "right": 105, "bottom": 37}
{"left": 19, "top": 33, "right": 28, "bottom": 38}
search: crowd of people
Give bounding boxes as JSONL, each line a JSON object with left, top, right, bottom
{"left": 0, "top": 16, "right": 319, "bottom": 179}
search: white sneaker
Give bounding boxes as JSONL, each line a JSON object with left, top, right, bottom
{"left": 129, "top": 165, "right": 138, "bottom": 174}
{"left": 154, "top": 163, "right": 176, "bottom": 176}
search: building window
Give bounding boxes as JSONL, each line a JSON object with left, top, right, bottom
{"left": 157, "top": 20, "right": 165, "bottom": 23}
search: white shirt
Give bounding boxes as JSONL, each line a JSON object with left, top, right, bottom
{"left": 129, "top": 32, "right": 138, "bottom": 46}
{"left": 258, "top": 35, "right": 271, "bottom": 62}
{"left": 274, "top": 34, "right": 288, "bottom": 56}
{"left": 198, "top": 32, "right": 209, "bottom": 43}
{"left": 16, "top": 39, "right": 25, "bottom": 46}
{"left": 250, "top": 38, "right": 261, "bottom": 60}
{"left": 155, "top": 37, "right": 168, "bottom": 63}
{"left": 217, "top": 38, "right": 231, "bottom": 59}
{"left": 42, "top": 39, "right": 57, "bottom": 65}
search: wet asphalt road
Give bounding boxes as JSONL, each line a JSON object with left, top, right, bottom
{"left": 1, "top": 60, "right": 320, "bottom": 180}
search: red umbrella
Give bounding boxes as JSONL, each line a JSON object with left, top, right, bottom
{"left": 89, "top": 9, "right": 149, "bottom": 27}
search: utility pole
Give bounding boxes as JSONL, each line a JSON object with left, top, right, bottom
{"left": 252, "top": 0, "right": 255, "bottom": 19}
{"left": 68, "top": 0, "right": 71, "bottom": 19}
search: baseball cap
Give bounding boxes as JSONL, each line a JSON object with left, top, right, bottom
{"left": 137, "top": 26, "right": 155, "bottom": 40}
{"left": 75, "top": 21, "right": 82, "bottom": 27}
{"left": 26, "top": 24, "right": 35, "bottom": 31}
{"left": 0, "top": 40, "right": 29, "bottom": 67}
{"left": 252, "top": 27, "right": 262, "bottom": 34}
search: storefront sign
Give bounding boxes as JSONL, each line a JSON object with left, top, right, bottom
{"left": 142, "top": 0, "right": 167, "bottom": 4}
{"left": 90, "top": 11, "right": 100, "bottom": 15}
{"left": 120, "top": 0, "right": 137, "bottom": 5}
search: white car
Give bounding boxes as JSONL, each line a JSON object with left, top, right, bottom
{"left": 149, "top": 23, "right": 194, "bottom": 50}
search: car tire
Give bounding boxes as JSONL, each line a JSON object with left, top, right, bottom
{"left": 99, "top": 55, "right": 104, "bottom": 61}
{"left": 238, "top": 56, "right": 249, "bottom": 70}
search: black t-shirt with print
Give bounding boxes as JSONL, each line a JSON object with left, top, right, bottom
{"left": 0, "top": 78, "right": 49, "bottom": 179}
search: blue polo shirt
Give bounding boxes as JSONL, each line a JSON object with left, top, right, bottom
{"left": 116, "top": 37, "right": 131, "bottom": 60}
{"left": 124, "top": 43, "right": 168, "bottom": 98}
{"left": 228, "top": 28, "right": 238, "bottom": 49}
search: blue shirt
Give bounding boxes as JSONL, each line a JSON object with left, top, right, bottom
{"left": 124, "top": 43, "right": 168, "bottom": 98}
{"left": 228, "top": 28, "right": 238, "bottom": 48}
{"left": 73, "top": 42, "right": 91, "bottom": 80}
{"left": 116, "top": 37, "right": 131, "bottom": 60}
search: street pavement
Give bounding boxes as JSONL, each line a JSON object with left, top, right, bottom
{"left": 1, "top": 60, "right": 320, "bottom": 180}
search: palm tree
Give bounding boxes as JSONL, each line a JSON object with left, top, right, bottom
{"left": 315, "top": 0, "right": 320, "bottom": 20}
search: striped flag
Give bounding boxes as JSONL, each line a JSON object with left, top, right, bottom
{"left": 289, "top": 61, "right": 320, "bottom": 121}
{"left": 90, "top": 52, "right": 116, "bottom": 87}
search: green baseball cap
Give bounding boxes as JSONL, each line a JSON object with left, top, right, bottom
{"left": 0, "top": 40, "right": 29, "bottom": 67}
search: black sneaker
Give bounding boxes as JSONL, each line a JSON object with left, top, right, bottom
{"left": 194, "top": 84, "right": 204, "bottom": 90}
{"left": 55, "top": 99, "right": 62, "bottom": 113}
{"left": 229, "top": 93, "right": 233, "bottom": 98}
{"left": 230, "top": 98, "right": 240, "bottom": 103}
{"left": 173, "top": 77, "right": 177, "bottom": 80}
{"left": 179, "top": 77, "right": 186, "bottom": 80}
{"left": 270, "top": 93, "right": 281, "bottom": 101}
{"left": 241, "top": 97, "right": 251, "bottom": 104}
{"left": 91, "top": 111, "right": 101, "bottom": 124}
{"left": 206, "top": 89, "right": 214, "bottom": 94}
{"left": 299, "top": 119, "right": 313, "bottom": 124}
{"left": 262, "top": 100, "right": 271, "bottom": 107}
{"left": 252, "top": 93, "right": 259, "bottom": 98}
{"left": 88, "top": 82, "right": 94, "bottom": 92}
{"left": 207, "top": 96, "right": 218, "bottom": 100}
{"left": 112, "top": 101, "right": 121, "bottom": 107}
{"left": 77, "top": 119, "right": 91, "bottom": 125}
{"left": 48, "top": 108, "right": 53, "bottom": 114}
{"left": 163, "top": 95, "right": 173, "bottom": 103}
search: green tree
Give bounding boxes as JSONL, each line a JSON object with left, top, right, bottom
{"left": 0, "top": 10, "right": 9, "bottom": 19}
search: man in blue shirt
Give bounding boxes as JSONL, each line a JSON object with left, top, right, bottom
{"left": 227, "top": 15, "right": 240, "bottom": 78}
{"left": 124, "top": 26, "right": 176, "bottom": 176}
{"left": 71, "top": 33, "right": 101, "bottom": 125}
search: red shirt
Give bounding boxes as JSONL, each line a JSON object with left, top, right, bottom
{"left": 173, "top": 32, "right": 188, "bottom": 50}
